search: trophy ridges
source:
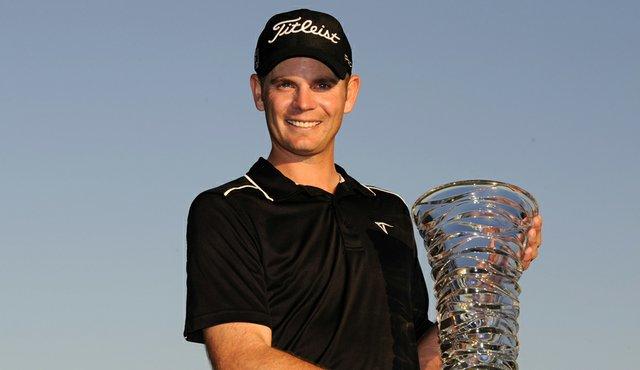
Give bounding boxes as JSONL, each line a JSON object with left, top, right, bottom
{"left": 412, "top": 179, "right": 538, "bottom": 370}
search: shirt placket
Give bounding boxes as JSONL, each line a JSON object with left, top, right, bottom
{"left": 331, "top": 196, "right": 363, "bottom": 251}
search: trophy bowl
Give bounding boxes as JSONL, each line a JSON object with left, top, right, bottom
{"left": 412, "top": 180, "right": 538, "bottom": 370}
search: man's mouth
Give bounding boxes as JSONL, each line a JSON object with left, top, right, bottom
{"left": 286, "top": 119, "right": 321, "bottom": 128}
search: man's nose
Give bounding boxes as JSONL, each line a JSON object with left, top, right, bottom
{"left": 293, "top": 86, "right": 317, "bottom": 111}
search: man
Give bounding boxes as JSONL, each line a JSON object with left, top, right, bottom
{"left": 184, "top": 9, "right": 542, "bottom": 370}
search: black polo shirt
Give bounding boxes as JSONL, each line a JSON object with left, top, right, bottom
{"left": 184, "top": 158, "right": 434, "bottom": 369}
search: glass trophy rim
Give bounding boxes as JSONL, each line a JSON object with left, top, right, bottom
{"left": 412, "top": 179, "right": 539, "bottom": 215}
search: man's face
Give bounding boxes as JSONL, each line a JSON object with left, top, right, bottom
{"left": 250, "top": 57, "right": 360, "bottom": 160}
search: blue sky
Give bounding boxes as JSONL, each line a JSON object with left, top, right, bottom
{"left": 2, "top": 1, "right": 639, "bottom": 369}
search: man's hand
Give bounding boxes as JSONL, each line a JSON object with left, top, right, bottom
{"left": 417, "top": 326, "right": 442, "bottom": 370}
{"left": 522, "top": 215, "right": 543, "bottom": 270}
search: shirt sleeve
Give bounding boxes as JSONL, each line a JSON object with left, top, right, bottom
{"left": 183, "top": 192, "right": 271, "bottom": 343}
{"left": 402, "top": 205, "right": 436, "bottom": 341}
{"left": 411, "top": 253, "right": 436, "bottom": 340}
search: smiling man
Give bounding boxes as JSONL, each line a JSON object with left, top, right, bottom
{"left": 184, "top": 8, "right": 542, "bottom": 370}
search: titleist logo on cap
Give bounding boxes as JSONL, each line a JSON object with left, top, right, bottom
{"left": 268, "top": 17, "right": 341, "bottom": 44}
{"left": 255, "top": 9, "right": 352, "bottom": 78}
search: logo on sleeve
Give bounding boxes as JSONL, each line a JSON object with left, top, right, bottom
{"left": 374, "top": 221, "right": 394, "bottom": 235}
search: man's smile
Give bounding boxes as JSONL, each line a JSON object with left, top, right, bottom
{"left": 285, "top": 119, "right": 322, "bottom": 128}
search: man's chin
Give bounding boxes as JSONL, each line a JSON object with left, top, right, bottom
{"left": 271, "top": 146, "right": 328, "bottom": 160}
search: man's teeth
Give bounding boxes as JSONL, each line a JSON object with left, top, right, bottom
{"left": 286, "top": 120, "right": 321, "bottom": 128}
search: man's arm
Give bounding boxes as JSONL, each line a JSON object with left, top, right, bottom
{"left": 417, "top": 325, "right": 442, "bottom": 370}
{"left": 204, "top": 322, "right": 323, "bottom": 370}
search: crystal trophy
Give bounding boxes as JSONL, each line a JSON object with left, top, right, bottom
{"left": 412, "top": 180, "right": 538, "bottom": 370}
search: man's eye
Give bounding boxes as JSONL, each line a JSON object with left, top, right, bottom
{"left": 315, "top": 81, "right": 334, "bottom": 90}
{"left": 277, "top": 81, "right": 293, "bottom": 89}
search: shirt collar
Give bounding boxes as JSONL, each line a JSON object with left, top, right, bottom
{"left": 245, "top": 157, "right": 376, "bottom": 202}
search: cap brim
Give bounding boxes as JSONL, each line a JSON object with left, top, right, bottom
{"left": 257, "top": 47, "right": 349, "bottom": 80}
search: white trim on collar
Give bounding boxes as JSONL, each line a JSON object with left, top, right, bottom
{"left": 223, "top": 175, "right": 275, "bottom": 201}
{"left": 364, "top": 185, "right": 409, "bottom": 207}
{"left": 244, "top": 175, "right": 275, "bottom": 201}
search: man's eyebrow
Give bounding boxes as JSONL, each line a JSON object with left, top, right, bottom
{"left": 315, "top": 76, "right": 339, "bottom": 85}
{"left": 268, "top": 76, "right": 290, "bottom": 84}
{"left": 267, "top": 75, "right": 339, "bottom": 85}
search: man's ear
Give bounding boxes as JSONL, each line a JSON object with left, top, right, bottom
{"left": 250, "top": 74, "right": 265, "bottom": 111}
{"left": 343, "top": 74, "right": 361, "bottom": 114}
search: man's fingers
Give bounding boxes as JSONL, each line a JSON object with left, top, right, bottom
{"left": 523, "top": 247, "right": 533, "bottom": 261}
{"left": 526, "top": 246, "right": 539, "bottom": 260}
{"left": 528, "top": 227, "right": 542, "bottom": 248}
{"left": 528, "top": 228, "right": 538, "bottom": 247}
{"left": 522, "top": 215, "right": 543, "bottom": 271}
{"left": 533, "top": 215, "right": 542, "bottom": 227}
{"left": 521, "top": 247, "right": 537, "bottom": 270}
{"left": 532, "top": 215, "right": 543, "bottom": 244}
